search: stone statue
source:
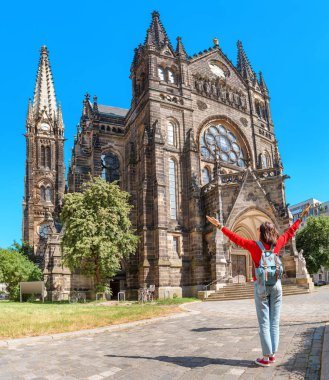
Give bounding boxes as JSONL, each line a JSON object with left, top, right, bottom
{"left": 297, "top": 249, "right": 308, "bottom": 277}
{"left": 211, "top": 82, "right": 217, "bottom": 97}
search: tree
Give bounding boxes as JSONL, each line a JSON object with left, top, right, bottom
{"left": 0, "top": 249, "right": 43, "bottom": 300}
{"left": 60, "top": 177, "right": 139, "bottom": 293}
{"left": 11, "top": 241, "right": 41, "bottom": 266}
{"left": 296, "top": 216, "right": 329, "bottom": 274}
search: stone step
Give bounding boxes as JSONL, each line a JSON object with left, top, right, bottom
{"left": 204, "top": 284, "right": 309, "bottom": 301}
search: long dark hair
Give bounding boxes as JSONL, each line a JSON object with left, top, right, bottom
{"left": 259, "top": 222, "right": 279, "bottom": 246}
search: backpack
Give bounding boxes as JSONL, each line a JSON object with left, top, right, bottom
{"left": 255, "top": 241, "right": 283, "bottom": 286}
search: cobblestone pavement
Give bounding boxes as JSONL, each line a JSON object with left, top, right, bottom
{"left": 1, "top": 287, "right": 328, "bottom": 380}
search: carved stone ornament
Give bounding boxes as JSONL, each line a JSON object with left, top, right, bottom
{"left": 240, "top": 117, "right": 248, "bottom": 127}
{"left": 246, "top": 192, "right": 257, "bottom": 202}
{"left": 197, "top": 100, "right": 207, "bottom": 110}
{"left": 159, "top": 93, "right": 184, "bottom": 105}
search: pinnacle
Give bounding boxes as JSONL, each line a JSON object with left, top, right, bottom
{"left": 152, "top": 10, "right": 160, "bottom": 19}
{"left": 175, "top": 36, "right": 188, "bottom": 59}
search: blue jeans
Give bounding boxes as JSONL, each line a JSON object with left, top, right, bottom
{"left": 254, "top": 279, "right": 282, "bottom": 356}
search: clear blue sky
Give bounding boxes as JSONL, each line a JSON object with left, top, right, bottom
{"left": 0, "top": 0, "right": 328, "bottom": 248}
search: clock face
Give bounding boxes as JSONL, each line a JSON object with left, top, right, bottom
{"left": 40, "top": 123, "right": 50, "bottom": 131}
{"left": 209, "top": 62, "right": 226, "bottom": 78}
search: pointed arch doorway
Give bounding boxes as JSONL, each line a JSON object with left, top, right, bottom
{"left": 229, "top": 209, "right": 275, "bottom": 283}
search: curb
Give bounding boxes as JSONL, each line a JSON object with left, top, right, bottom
{"left": 320, "top": 322, "right": 329, "bottom": 380}
{"left": 0, "top": 302, "right": 200, "bottom": 348}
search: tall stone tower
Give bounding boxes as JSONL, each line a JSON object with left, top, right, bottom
{"left": 23, "top": 46, "right": 65, "bottom": 254}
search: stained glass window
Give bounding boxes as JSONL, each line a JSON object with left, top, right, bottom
{"left": 200, "top": 124, "right": 246, "bottom": 168}
{"left": 101, "top": 153, "right": 120, "bottom": 183}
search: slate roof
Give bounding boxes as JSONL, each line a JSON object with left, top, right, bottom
{"left": 97, "top": 105, "right": 129, "bottom": 118}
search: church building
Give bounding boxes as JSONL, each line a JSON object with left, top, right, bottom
{"left": 23, "top": 11, "right": 306, "bottom": 299}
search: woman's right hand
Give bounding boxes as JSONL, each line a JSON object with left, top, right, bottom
{"left": 206, "top": 215, "right": 222, "bottom": 229}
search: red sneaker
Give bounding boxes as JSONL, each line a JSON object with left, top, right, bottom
{"left": 269, "top": 355, "right": 276, "bottom": 363}
{"left": 255, "top": 358, "right": 270, "bottom": 367}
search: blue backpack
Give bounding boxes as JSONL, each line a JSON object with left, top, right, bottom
{"left": 255, "top": 241, "right": 283, "bottom": 286}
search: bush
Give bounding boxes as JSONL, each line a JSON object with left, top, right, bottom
{"left": 0, "top": 249, "right": 43, "bottom": 301}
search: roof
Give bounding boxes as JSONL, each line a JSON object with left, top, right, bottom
{"left": 97, "top": 105, "right": 129, "bottom": 118}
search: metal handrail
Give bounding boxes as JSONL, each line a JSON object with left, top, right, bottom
{"left": 203, "top": 275, "right": 229, "bottom": 292}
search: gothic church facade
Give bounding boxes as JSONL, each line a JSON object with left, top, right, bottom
{"left": 24, "top": 11, "right": 301, "bottom": 298}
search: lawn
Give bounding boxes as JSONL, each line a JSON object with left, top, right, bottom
{"left": 0, "top": 298, "right": 197, "bottom": 339}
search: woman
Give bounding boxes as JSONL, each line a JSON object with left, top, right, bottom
{"left": 206, "top": 204, "right": 310, "bottom": 367}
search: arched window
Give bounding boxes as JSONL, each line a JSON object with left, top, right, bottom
{"left": 45, "top": 187, "right": 52, "bottom": 202}
{"left": 158, "top": 67, "right": 165, "bottom": 81}
{"left": 45, "top": 146, "right": 51, "bottom": 169}
{"left": 40, "top": 186, "right": 46, "bottom": 201}
{"left": 202, "top": 167, "right": 211, "bottom": 185}
{"left": 41, "top": 146, "right": 45, "bottom": 167}
{"left": 101, "top": 152, "right": 120, "bottom": 183}
{"left": 167, "top": 121, "right": 176, "bottom": 146}
{"left": 168, "top": 69, "right": 175, "bottom": 84}
{"left": 200, "top": 123, "right": 247, "bottom": 168}
{"left": 169, "top": 159, "right": 177, "bottom": 219}
{"left": 255, "top": 101, "right": 260, "bottom": 117}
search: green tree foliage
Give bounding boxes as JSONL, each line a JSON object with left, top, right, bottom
{"left": 0, "top": 249, "right": 43, "bottom": 300}
{"left": 60, "top": 177, "right": 139, "bottom": 292}
{"left": 296, "top": 216, "right": 329, "bottom": 274}
{"left": 11, "top": 241, "right": 41, "bottom": 266}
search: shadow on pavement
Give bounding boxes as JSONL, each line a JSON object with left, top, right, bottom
{"left": 275, "top": 324, "right": 325, "bottom": 379}
{"left": 105, "top": 354, "right": 255, "bottom": 369}
{"left": 191, "top": 320, "right": 328, "bottom": 332}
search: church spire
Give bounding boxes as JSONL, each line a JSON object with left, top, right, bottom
{"left": 33, "top": 46, "right": 57, "bottom": 119}
{"left": 145, "top": 11, "right": 173, "bottom": 51}
{"left": 175, "top": 36, "right": 188, "bottom": 59}
{"left": 236, "top": 41, "right": 256, "bottom": 83}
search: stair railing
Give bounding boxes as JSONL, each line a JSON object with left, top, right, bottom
{"left": 203, "top": 275, "right": 229, "bottom": 298}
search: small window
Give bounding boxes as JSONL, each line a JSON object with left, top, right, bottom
{"left": 45, "top": 146, "right": 51, "bottom": 169}
{"left": 173, "top": 236, "right": 180, "bottom": 256}
{"left": 202, "top": 167, "right": 211, "bottom": 185}
{"left": 41, "top": 146, "right": 45, "bottom": 167}
{"left": 167, "top": 122, "right": 175, "bottom": 146}
{"left": 168, "top": 70, "right": 175, "bottom": 84}
{"left": 158, "top": 67, "right": 165, "bottom": 81}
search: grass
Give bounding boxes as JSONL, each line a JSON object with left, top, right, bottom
{"left": 0, "top": 298, "right": 198, "bottom": 339}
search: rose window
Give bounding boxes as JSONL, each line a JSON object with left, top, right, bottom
{"left": 200, "top": 124, "right": 246, "bottom": 168}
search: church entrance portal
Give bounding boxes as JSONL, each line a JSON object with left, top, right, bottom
{"left": 230, "top": 209, "right": 275, "bottom": 283}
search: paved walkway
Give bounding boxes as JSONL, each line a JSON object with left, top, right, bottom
{"left": 1, "top": 287, "right": 329, "bottom": 380}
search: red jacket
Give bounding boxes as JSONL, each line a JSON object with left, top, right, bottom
{"left": 221, "top": 219, "right": 301, "bottom": 269}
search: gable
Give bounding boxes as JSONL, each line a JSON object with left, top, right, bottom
{"left": 225, "top": 169, "right": 278, "bottom": 229}
{"left": 189, "top": 49, "right": 247, "bottom": 91}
